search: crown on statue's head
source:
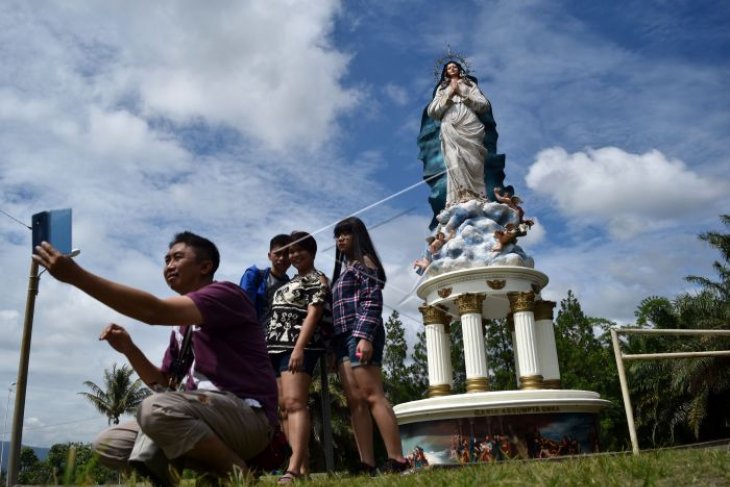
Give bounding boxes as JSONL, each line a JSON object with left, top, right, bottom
{"left": 433, "top": 45, "right": 472, "bottom": 82}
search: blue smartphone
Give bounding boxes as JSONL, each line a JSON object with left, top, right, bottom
{"left": 32, "top": 208, "right": 72, "bottom": 255}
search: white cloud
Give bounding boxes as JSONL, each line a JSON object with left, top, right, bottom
{"left": 525, "top": 147, "right": 727, "bottom": 238}
{"left": 535, "top": 228, "right": 714, "bottom": 323}
{"left": 102, "top": 0, "right": 358, "bottom": 152}
{"left": 383, "top": 83, "right": 409, "bottom": 106}
{"left": 1, "top": 0, "right": 359, "bottom": 154}
{"left": 0, "top": 0, "right": 384, "bottom": 447}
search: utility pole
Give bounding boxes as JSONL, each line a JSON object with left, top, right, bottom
{"left": 6, "top": 260, "right": 40, "bottom": 486}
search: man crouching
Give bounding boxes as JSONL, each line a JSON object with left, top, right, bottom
{"left": 33, "top": 231, "right": 278, "bottom": 485}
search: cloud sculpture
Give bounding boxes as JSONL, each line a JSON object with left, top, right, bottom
{"left": 415, "top": 199, "right": 535, "bottom": 275}
{"left": 525, "top": 147, "right": 727, "bottom": 238}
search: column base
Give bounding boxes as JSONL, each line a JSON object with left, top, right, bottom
{"left": 518, "top": 375, "right": 544, "bottom": 390}
{"left": 542, "top": 379, "right": 561, "bottom": 389}
{"left": 427, "top": 384, "right": 452, "bottom": 397}
{"left": 465, "top": 377, "right": 489, "bottom": 393}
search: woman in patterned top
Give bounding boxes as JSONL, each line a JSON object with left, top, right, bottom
{"left": 267, "top": 231, "right": 329, "bottom": 484}
{"left": 331, "top": 217, "right": 408, "bottom": 475}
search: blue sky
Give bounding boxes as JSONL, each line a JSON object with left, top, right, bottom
{"left": 0, "top": 0, "right": 728, "bottom": 447}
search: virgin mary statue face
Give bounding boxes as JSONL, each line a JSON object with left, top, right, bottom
{"left": 445, "top": 62, "right": 461, "bottom": 79}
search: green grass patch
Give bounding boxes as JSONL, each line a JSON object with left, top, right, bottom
{"left": 251, "top": 448, "right": 730, "bottom": 487}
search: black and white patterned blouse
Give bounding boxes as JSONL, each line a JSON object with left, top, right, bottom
{"left": 266, "top": 268, "right": 330, "bottom": 351}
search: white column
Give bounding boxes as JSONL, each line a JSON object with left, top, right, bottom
{"left": 534, "top": 300, "right": 560, "bottom": 388}
{"left": 419, "top": 305, "right": 453, "bottom": 397}
{"left": 507, "top": 313, "right": 521, "bottom": 388}
{"left": 508, "top": 291, "right": 543, "bottom": 389}
{"left": 455, "top": 293, "right": 489, "bottom": 392}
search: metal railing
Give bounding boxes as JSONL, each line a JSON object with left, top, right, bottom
{"left": 610, "top": 327, "right": 730, "bottom": 454}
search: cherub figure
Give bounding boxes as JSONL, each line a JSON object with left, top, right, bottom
{"left": 429, "top": 232, "right": 447, "bottom": 253}
{"left": 492, "top": 222, "right": 532, "bottom": 252}
{"left": 494, "top": 187, "right": 534, "bottom": 227}
{"left": 413, "top": 232, "right": 447, "bottom": 275}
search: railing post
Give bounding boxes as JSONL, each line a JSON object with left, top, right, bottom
{"left": 610, "top": 328, "right": 640, "bottom": 455}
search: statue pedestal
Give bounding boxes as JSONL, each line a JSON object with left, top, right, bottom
{"left": 394, "top": 390, "right": 610, "bottom": 465}
{"left": 397, "top": 265, "right": 610, "bottom": 466}
{"left": 416, "top": 266, "right": 555, "bottom": 390}
{"left": 417, "top": 266, "right": 548, "bottom": 319}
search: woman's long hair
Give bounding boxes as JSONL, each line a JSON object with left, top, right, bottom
{"left": 331, "top": 217, "right": 386, "bottom": 286}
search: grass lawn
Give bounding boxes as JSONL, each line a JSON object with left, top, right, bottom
{"left": 255, "top": 447, "right": 730, "bottom": 487}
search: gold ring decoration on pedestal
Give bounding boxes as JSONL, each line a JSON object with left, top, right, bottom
{"left": 465, "top": 377, "right": 489, "bottom": 393}
{"left": 455, "top": 293, "right": 486, "bottom": 315}
{"left": 427, "top": 384, "right": 452, "bottom": 397}
{"left": 418, "top": 304, "right": 448, "bottom": 325}
{"left": 437, "top": 287, "right": 453, "bottom": 298}
{"left": 542, "top": 379, "right": 562, "bottom": 389}
{"left": 507, "top": 291, "right": 535, "bottom": 313}
{"left": 519, "top": 375, "right": 544, "bottom": 390}
{"left": 534, "top": 300, "right": 556, "bottom": 321}
{"left": 486, "top": 279, "right": 506, "bottom": 290}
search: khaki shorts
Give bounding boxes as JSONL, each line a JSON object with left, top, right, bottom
{"left": 93, "top": 390, "right": 272, "bottom": 481}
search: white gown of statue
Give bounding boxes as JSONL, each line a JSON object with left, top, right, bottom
{"left": 427, "top": 80, "right": 490, "bottom": 206}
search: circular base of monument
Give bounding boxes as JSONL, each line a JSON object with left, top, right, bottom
{"left": 416, "top": 266, "right": 549, "bottom": 319}
{"left": 394, "top": 389, "right": 610, "bottom": 467}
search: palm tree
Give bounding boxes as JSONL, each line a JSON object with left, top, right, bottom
{"left": 685, "top": 214, "right": 730, "bottom": 302}
{"left": 80, "top": 363, "right": 151, "bottom": 425}
{"left": 630, "top": 215, "right": 730, "bottom": 445}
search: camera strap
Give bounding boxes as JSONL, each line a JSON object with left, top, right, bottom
{"left": 168, "top": 325, "right": 194, "bottom": 391}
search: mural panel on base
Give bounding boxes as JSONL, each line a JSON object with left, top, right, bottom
{"left": 401, "top": 412, "right": 600, "bottom": 467}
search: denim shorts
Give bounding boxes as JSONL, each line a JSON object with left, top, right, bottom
{"left": 269, "top": 349, "right": 320, "bottom": 377}
{"left": 332, "top": 326, "right": 385, "bottom": 368}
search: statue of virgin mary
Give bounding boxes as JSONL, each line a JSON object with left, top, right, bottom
{"left": 417, "top": 57, "right": 512, "bottom": 229}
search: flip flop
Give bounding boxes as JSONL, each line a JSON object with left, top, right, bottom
{"left": 277, "top": 470, "right": 302, "bottom": 484}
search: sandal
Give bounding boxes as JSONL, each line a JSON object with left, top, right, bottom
{"left": 277, "top": 470, "right": 302, "bottom": 484}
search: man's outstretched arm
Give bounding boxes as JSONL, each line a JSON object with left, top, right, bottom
{"left": 33, "top": 241, "right": 203, "bottom": 326}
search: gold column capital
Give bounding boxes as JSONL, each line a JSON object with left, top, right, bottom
{"left": 418, "top": 304, "right": 448, "bottom": 325}
{"left": 507, "top": 291, "right": 536, "bottom": 313}
{"left": 455, "top": 293, "right": 486, "bottom": 315}
{"left": 534, "top": 300, "right": 556, "bottom": 321}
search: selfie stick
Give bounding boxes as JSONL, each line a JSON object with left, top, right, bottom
{"left": 6, "top": 248, "right": 79, "bottom": 487}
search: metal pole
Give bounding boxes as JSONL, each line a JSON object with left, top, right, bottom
{"left": 610, "top": 328, "right": 640, "bottom": 455}
{"left": 7, "top": 259, "right": 40, "bottom": 486}
{"left": 611, "top": 328, "right": 730, "bottom": 336}
{"left": 319, "top": 351, "right": 334, "bottom": 473}
{"left": 624, "top": 350, "right": 730, "bottom": 361}
{"left": 1, "top": 382, "right": 16, "bottom": 483}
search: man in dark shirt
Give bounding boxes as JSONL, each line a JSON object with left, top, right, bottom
{"left": 239, "top": 234, "right": 292, "bottom": 329}
{"left": 33, "top": 231, "right": 278, "bottom": 484}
